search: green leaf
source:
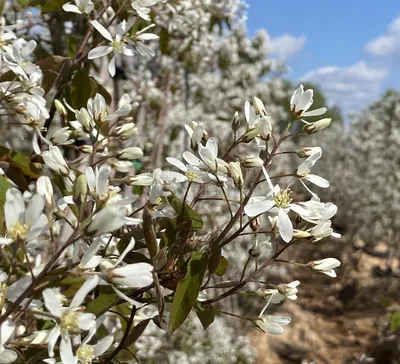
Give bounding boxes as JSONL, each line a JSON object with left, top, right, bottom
{"left": 0, "top": 147, "right": 41, "bottom": 178}
{"left": 37, "top": 56, "right": 72, "bottom": 93}
{"left": 0, "top": 176, "right": 11, "bottom": 232}
{"left": 208, "top": 247, "right": 221, "bottom": 274}
{"left": 169, "top": 251, "right": 208, "bottom": 333}
{"left": 86, "top": 294, "right": 118, "bottom": 316}
{"left": 33, "top": 0, "right": 69, "bottom": 12}
{"left": 159, "top": 27, "right": 169, "bottom": 55}
{"left": 167, "top": 194, "right": 203, "bottom": 231}
{"left": 390, "top": 312, "right": 400, "bottom": 332}
{"left": 67, "top": 68, "right": 96, "bottom": 110}
{"left": 215, "top": 256, "right": 228, "bottom": 276}
{"left": 195, "top": 307, "right": 215, "bottom": 329}
{"left": 5, "top": 164, "right": 28, "bottom": 191}
{"left": 124, "top": 319, "right": 151, "bottom": 348}
{"left": 95, "top": 80, "right": 112, "bottom": 104}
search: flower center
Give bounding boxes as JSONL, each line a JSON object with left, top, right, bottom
{"left": 111, "top": 40, "right": 124, "bottom": 52}
{"left": 274, "top": 188, "right": 292, "bottom": 208}
{"left": 77, "top": 345, "right": 95, "bottom": 364}
{"left": 185, "top": 171, "right": 198, "bottom": 181}
{"left": 9, "top": 222, "right": 28, "bottom": 240}
{"left": 61, "top": 310, "right": 81, "bottom": 336}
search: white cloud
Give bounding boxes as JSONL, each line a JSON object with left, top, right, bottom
{"left": 365, "top": 17, "right": 400, "bottom": 57}
{"left": 300, "top": 61, "right": 388, "bottom": 112}
{"left": 268, "top": 34, "right": 306, "bottom": 59}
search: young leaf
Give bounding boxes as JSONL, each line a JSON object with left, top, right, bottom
{"left": 169, "top": 251, "right": 208, "bottom": 333}
{"left": 167, "top": 194, "right": 203, "bottom": 230}
{"left": 37, "top": 56, "right": 72, "bottom": 93}
{"left": 215, "top": 256, "right": 229, "bottom": 276}
{"left": 0, "top": 146, "right": 41, "bottom": 178}
{"left": 195, "top": 307, "right": 215, "bottom": 329}
{"left": 86, "top": 293, "right": 118, "bottom": 315}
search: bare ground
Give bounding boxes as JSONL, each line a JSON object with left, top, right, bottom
{"left": 249, "top": 241, "right": 400, "bottom": 364}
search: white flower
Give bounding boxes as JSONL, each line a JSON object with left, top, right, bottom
{"left": 87, "top": 206, "right": 142, "bottom": 236}
{"left": 48, "top": 127, "right": 73, "bottom": 146}
{"left": 184, "top": 121, "right": 205, "bottom": 150}
{"left": 0, "top": 320, "right": 17, "bottom": 364}
{"left": 257, "top": 280, "right": 300, "bottom": 304}
{"left": 42, "top": 278, "right": 99, "bottom": 359}
{"left": 89, "top": 19, "right": 136, "bottom": 77}
{"left": 88, "top": 20, "right": 158, "bottom": 76}
{"left": 3, "top": 39, "right": 40, "bottom": 78}
{"left": 128, "top": 168, "right": 186, "bottom": 203}
{"left": 244, "top": 167, "right": 309, "bottom": 243}
{"left": 131, "top": 0, "right": 158, "bottom": 21}
{"left": 308, "top": 220, "right": 341, "bottom": 242}
{"left": 76, "top": 335, "right": 114, "bottom": 364}
{"left": 0, "top": 188, "right": 47, "bottom": 245}
{"left": 296, "top": 149, "right": 329, "bottom": 188}
{"left": 254, "top": 315, "right": 291, "bottom": 335}
{"left": 243, "top": 98, "right": 273, "bottom": 141}
{"left": 62, "top": 0, "right": 94, "bottom": 14}
{"left": 295, "top": 200, "right": 337, "bottom": 224}
{"left": 290, "top": 84, "right": 327, "bottom": 121}
{"left": 308, "top": 258, "right": 341, "bottom": 277}
{"left": 183, "top": 138, "right": 229, "bottom": 174}
{"left": 166, "top": 157, "right": 219, "bottom": 184}
{"left": 42, "top": 146, "right": 70, "bottom": 175}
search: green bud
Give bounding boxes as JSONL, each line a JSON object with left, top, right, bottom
{"left": 73, "top": 174, "right": 88, "bottom": 206}
{"left": 231, "top": 111, "right": 241, "bottom": 133}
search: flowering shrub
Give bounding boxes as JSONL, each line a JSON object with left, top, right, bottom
{"left": 0, "top": 1, "right": 342, "bottom": 363}
{"left": 318, "top": 91, "right": 400, "bottom": 252}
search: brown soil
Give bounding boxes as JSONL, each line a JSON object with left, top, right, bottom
{"left": 249, "top": 241, "right": 400, "bottom": 364}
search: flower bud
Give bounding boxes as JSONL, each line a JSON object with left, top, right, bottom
{"left": 36, "top": 176, "right": 54, "bottom": 208}
{"left": 255, "top": 115, "right": 272, "bottom": 140}
{"left": 253, "top": 315, "right": 291, "bottom": 335}
{"left": 73, "top": 174, "right": 88, "bottom": 206}
{"left": 253, "top": 97, "right": 267, "bottom": 116}
{"left": 249, "top": 243, "right": 261, "bottom": 258}
{"left": 154, "top": 247, "right": 168, "bottom": 271}
{"left": 107, "top": 263, "right": 153, "bottom": 287}
{"left": 54, "top": 99, "right": 67, "bottom": 118}
{"left": 116, "top": 147, "right": 143, "bottom": 160}
{"left": 250, "top": 217, "right": 260, "bottom": 232}
{"left": 296, "top": 147, "right": 322, "bottom": 158}
{"left": 143, "top": 206, "right": 159, "bottom": 258}
{"left": 242, "top": 128, "right": 259, "bottom": 142}
{"left": 231, "top": 111, "right": 241, "bottom": 132}
{"left": 113, "top": 123, "right": 138, "bottom": 139}
{"left": 304, "top": 118, "right": 331, "bottom": 134}
{"left": 293, "top": 229, "right": 312, "bottom": 239}
{"left": 306, "top": 258, "right": 341, "bottom": 277}
{"left": 241, "top": 155, "right": 264, "bottom": 168}
{"left": 76, "top": 108, "right": 93, "bottom": 133}
{"left": 80, "top": 145, "right": 93, "bottom": 154}
{"left": 229, "top": 161, "right": 243, "bottom": 189}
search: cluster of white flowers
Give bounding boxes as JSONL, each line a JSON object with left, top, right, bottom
{"left": 0, "top": 1, "right": 346, "bottom": 363}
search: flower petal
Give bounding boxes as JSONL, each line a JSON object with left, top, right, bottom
{"left": 88, "top": 46, "right": 113, "bottom": 59}
{"left": 91, "top": 20, "right": 113, "bottom": 41}
{"left": 278, "top": 209, "right": 293, "bottom": 243}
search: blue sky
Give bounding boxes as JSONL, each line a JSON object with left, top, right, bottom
{"left": 246, "top": 0, "right": 400, "bottom": 114}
